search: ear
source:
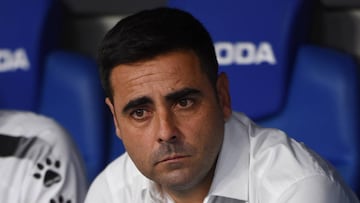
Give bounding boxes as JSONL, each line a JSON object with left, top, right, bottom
{"left": 216, "top": 72, "right": 232, "bottom": 121}
{"left": 105, "top": 97, "right": 122, "bottom": 139}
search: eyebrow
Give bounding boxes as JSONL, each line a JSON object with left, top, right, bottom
{"left": 122, "top": 96, "right": 153, "bottom": 114}
{"left": 165, "top": 88, "right": 202, "bottom": 103}
{"left": 121, "top": 87, "right": 202, "bottom": 114}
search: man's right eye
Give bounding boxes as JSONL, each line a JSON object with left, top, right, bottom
{"left": 130, "top": 109, "right": 150, "bottom": 121}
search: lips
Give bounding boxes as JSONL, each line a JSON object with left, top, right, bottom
{"left": 156, "top": 154, "right": 189, "bottom": 165}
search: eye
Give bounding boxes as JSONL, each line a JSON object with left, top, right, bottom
{"left": 176, "top": 98, "right": 194, "bottom": 109}
{"left": 130, "top": 109, "right": 151, "bottom": 121}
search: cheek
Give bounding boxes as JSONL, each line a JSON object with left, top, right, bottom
{"left": 122, "top": 135, "right": 154, "bottom": 177}
{"left": 119, "top": 122, "right": 164, "bottom": 178}
{"left": 180, "top": 111, "right": 224, "bottom": 151}
{"left": 118, "top": 123, "right": 158, "bottom": 173}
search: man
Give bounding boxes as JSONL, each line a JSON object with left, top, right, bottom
{"left": 85, "top": 7, "right": 359, "bottom": 203}
{"left": 0, "top": 110, "right": 87, "bottom": 203}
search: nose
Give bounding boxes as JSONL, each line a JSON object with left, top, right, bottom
{"left": 157, "top": 110, "right": 179, "bottom": 143}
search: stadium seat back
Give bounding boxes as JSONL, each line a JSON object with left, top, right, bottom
{"left": 168, "top": 0, "right": 312, "bottom": 119}
{"left": 0, "top": 0, "right": 61, "bottom": 110}
{"left": 259, "top": 45, "right": 360, "bottom": 190}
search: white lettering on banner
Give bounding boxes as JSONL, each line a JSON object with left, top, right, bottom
{"left": 0, "top": 48, "right": 30, "bottom": 72}
{"left": 215, "top": 42, "right": 277, "bottom": 66}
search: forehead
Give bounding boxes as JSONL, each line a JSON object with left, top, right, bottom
{"left": 109, "top": 51, "right": 210, "bottom": 101}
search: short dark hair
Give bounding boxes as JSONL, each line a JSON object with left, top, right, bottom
{"left": 98, "top": 7, "right": 219, "bottom": 99}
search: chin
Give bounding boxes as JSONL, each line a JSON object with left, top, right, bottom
{"left": 158, "top": 169, "right": 207, "bottom": 191}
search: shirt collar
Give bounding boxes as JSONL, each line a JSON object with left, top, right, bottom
{"left": 208, "top": 112, "right": 250, "bottom": 201}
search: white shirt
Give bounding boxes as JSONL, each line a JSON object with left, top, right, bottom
{"left": 0, "top": 110, "right": 88, "bottom": 203}
{"left": 85, "top": 112, "right": 359, "bottom": 203}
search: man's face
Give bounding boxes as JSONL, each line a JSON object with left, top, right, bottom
{"left": 106, "top": 50, "right": 231, "bottom": 192}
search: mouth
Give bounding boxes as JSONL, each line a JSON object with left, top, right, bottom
{"left": 156, "top": 154, "right": 190, "bottom": 165}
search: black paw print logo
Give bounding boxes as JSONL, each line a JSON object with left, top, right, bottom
{"left": 50, "top": 195, "right": 72, "bottom": 203}
{"left": 33, "top": 158, "right": 62, "bottom": 187}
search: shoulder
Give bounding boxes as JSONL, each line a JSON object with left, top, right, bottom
{"left": 0, "top": 110, "right": 61, "bottom": 129}
{"left": 86, "top": 153, "right": 147, "bottom": 203}
{"left": 0, "top": 110, "right": 70, "bottom": 145}
{"left": 275, "top": 175, "right": 359, "bottom": 202}
{"left": 236, "top": 112, "right": 357, "bottom": 202}
{"left": 0, "top": 110, "right": 80, "bottom": 155}
{"left": 0, "top": 110, "right": 79, "bottom": 163}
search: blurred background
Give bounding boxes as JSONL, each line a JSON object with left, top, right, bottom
{"left": 0, "top": 0, "right": 359, "bottom": 197}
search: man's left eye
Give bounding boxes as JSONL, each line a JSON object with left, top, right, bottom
{"left": 177, "top": 98, "right": 194, "bottom": 108}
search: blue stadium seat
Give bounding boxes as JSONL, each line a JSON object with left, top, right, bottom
{"left": 0, "top": 0, "right": 107, "bottom": 183}
{"left": 38, "top": 51, "right": 107, "bottom": 182}
{"left": 0, "top": 0, "right": 61, "bottom": 110}
{"left": 259, "top": 45, "right": 360, "bottom": 190}
{"left": 168, "top": 0, "right": 360, "bottom": 192}
{"left": 168, "top": 0, "right": 313, "bottom": 119}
